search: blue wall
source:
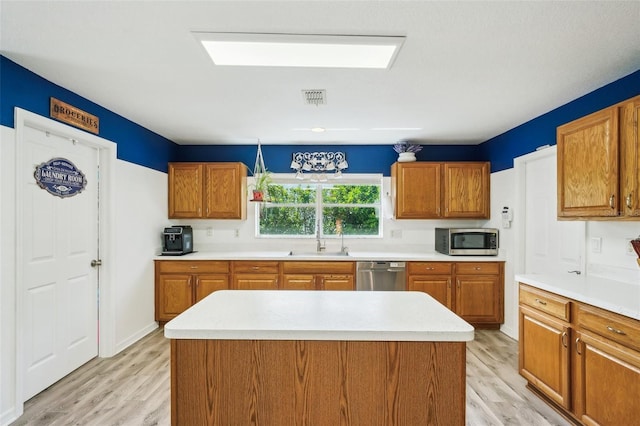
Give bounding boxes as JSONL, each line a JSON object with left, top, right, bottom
{"left": 481, "top": 70, "right": 640, "bottom": 172}
{"left": 0, "top": 56, "right": 178, "bottom": 172}
{"left": 2, "top": 55, "right": 639, "bottom": 175}
{"left": 176, "top": 144, "right": 479, "bottom": 175}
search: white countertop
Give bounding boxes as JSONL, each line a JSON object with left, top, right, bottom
{"left": 516, "top": 273, "right": 640, "bottom": 321}
{"left": 164, "top": 290, "right": 475, "bottom": 342}
{"left": 155, "top": 250, "right": 505, "bottom": 262}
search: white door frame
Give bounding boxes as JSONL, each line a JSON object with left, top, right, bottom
{"left": 514, "top": 146, "right": 558, "bottom": 278}
{"left": 14, "top": 108, "right": 117, "bottom": 414}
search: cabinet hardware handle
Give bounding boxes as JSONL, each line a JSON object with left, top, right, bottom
{"left": 447, "top": 278, "right": 451, "bottom": 289}
{"left": 567, "top": 270, "right": 581, "bottom": 275}
{"left": 535, "top": 298, "right": 547, "bottom": 306}
{"left": 561, "top": 331, "right": 568, "bottom": 348}
{"left": 626, "top": 194, "right": 633, "bottom": 209}
{"left": 426, "top": 267, "right": 434, "bottom": 270}
{"left": 195, "top": 278, "right": 199, "bottom": 287}
{"left": 474, "top": 267, "right": 481, "bottom": 271}
{"left": 609, "top": 194, "right": 615, "bottom": 209}
{"left": 575, "top": 337, "right": 582, "bottom": 355}
{"left": 252, "top": 266, "right": 259, "bottom": 270}
{"left": 190, "top": 266, "right": 198, "bottom": 269}
{"left": 456, "top": 279, "right": 460, "bottom": 289}
{"left": 188, "top": 277, "right": 192, "bottom": 287}
{"left": 606, "top": 326, "right": 627, "bottom": 336}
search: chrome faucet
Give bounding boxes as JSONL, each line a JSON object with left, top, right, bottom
{"left": 336, "top": 219, "right": 348, "bottom": 254}
{"left": 316, "top": 222, "right": 326, "bottom": 253}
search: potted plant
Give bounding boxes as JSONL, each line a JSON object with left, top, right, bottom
{"left": 393, "top": 141, "right": 423, "bottom": 162}
{"left": 249, "top": 170, "right": 273, "bottom": 202}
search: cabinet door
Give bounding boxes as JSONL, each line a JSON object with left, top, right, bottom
{"left": 168, "top": 163, "right": 203, "bottom": 218}
{"left": 519, "top": 306, "right": 571, "bottom": 409}
{"left": 156, "top": 274, "right": 193, "bottom": 321}
{"left": 557, "top": 107, "right": 619, "bottom": 217}
{"left": 195, "top": 274, "right": 229, "bottom": 303}
{"left": 392, "top": 162, "right": 441, "bottom": 218}
{"left": 574, "top": 331, "right": 640, "bottom": 425}
{"left": 408, "top": 276, "right": 452, "bottom": 310}
{"left": 442, "top": 162, "right": 490, "bottom": 218}
{"left": 203, "top": 163, "right": 246, "bottom": 219}
{"left": 319, "top": 274, "right": 354, "bottom": 291}
{"left": 621, "top": 97, "right": 640, "bottom": 217}
{"left": 282, "top": 274, "right": 316, "bottom": 290}
{"left": 234, "top": 273, "right": 279, "bottom": 290}
{"left": 455, "top": 275, "right": 502, "bottom": 323}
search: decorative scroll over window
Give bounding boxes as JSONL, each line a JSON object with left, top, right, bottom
{"left": 290, "top": 152, "right": 348, "bottom": 181}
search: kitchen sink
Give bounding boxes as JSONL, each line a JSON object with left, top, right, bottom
{"left": 288, "top": 250, "right": 349, "bottom": 257}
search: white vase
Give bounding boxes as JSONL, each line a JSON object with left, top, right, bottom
{"left": 397, "top": 152, "right": 416, "bottom": 162}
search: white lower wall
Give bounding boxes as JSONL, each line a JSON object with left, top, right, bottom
{"left": 0, "top": 124, "right": 166, "bottom": 425}
{"left": 113, "top": 160, "right": 166, "bottom": 353}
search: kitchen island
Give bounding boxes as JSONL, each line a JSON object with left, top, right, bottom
{"left": 165, "top": 290, "right": 474, "bottom": 425}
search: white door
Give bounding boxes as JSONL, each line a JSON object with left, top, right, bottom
{"left": 522, "top": 147, "right": 584, "bottom": 275}
{"left": 21, "top": 125, "right": 99, "bottom": 400}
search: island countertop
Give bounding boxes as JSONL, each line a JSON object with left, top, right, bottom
{"left": 164, "top": 290, "right": 474, "bottom": 342}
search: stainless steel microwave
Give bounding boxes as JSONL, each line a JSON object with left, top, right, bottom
{"left": 435, "top": 228, "right": 499, "bottom": 256}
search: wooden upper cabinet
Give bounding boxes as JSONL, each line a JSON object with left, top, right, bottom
{"left": 621, "top": 97, "right": 640, "bottom": 217}
{"left": 557, "top": 107, "right": 619, "bottom": 218}
{"left": 392, "top": 162, "right": 441, "bottom": 218}
{"left": 443, "top": 162, "right": 490, "bottom": 218}
{"left": 392, "top": 162, "right": 490, "bottom": 219}
{"left": 557, "top": 95, "right": 640, "bottom": 219}
{"left": 168, "top": 162, "right": 246, "bottom": 219}
{"left": 203, "top": 163, "right": 246, "bottom": 219}
{"left": 168, "top": 163, "right": 203, "bottom": 218}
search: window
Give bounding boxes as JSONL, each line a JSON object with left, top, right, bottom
{"left": 257, "top": 176, "right": 382, "bottom": 238}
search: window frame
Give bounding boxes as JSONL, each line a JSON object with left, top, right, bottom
{"left": 254, "top": 173, "right": 384, "bottom": 239}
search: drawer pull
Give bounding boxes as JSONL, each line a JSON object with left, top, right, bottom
{"left": 474, "top": 267, "right": 481, "bottom": 271}
{"left": 535, "top": 298, "right": 547, "bottom": 306}
{"left": 425, "top": 267, "right": 434, "bottom": 270}
{"left": 252, "top": 266, "right": 260, "bottom": 270}
{"left": 606, "top": 326, "right": 627, "bottom": 336}
{"left": 190, "top": 266, "right": 198, "bottom": 269}
{"left": 567, "top": 270, "right": 581, "bottom": 275}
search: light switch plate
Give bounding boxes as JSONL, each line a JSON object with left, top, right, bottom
{"left": 590, "top": 237, "right": 601, "bottom": 253}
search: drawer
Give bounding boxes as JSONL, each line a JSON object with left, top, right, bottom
{"left": 407, "top": 262, "right": 452, "bottom": 275}
{"left": 232, "top": 261, "right": 280, "bottom": 274}
{"left": 156, "top": 260, "right": 229, "bottom": 274}
{"left": 519, "top": 284, "right": 571, "bottom": 322}
{"left": 282, "top": 261, "right": 354, "bottom": 274}
{"left": 455, "top": 262, "right": 501, "bottom": 275}
{"left": 578, "top": 304, "right": 640, "bottom": 352}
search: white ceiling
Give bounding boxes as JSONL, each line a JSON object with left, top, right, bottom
{"left": 2, "top": 1, "right": 639, "bottom": 146}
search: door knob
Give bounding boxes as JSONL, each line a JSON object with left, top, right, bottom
{"left": 91, "top": 259, "right": 102, "bottom": 267}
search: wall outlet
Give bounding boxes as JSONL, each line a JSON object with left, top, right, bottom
{"left": 590, "top": 237, "right": 602, "bottom": 253}
{"left": 206, "top": 227, "right": 213, "bottom": 237}
{"left": 235, "top": 229, "right": 240, "bottom": 238}
{"left": 391, "top": 229, "right": 402, "bottom": 239}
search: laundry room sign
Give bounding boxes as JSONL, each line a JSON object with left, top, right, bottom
{"left": 34, "top": 157, "right": 87, "bottom": 198}
{"left": 50, "top": 97, "right": 99, "bottom": 134}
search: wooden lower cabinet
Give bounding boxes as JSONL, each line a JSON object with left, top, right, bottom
{"left": 519, "top": 283, "right": 640, "bottom": 425}
{"left": 519, "top": 305, "right": 571, "bottom": 409}
{"left": 281, "top": 261, "right": 355, "bottom": 291}
{"left": 232, "top": 261, "right": 280, "bottom": 290}
{"left": 408, "top": 261, "right": 503, "bottom": 327}
{"left": 155, "top": 260, "right": 230, "bottom": 322}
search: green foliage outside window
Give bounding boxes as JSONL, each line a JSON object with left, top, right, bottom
{"left": 258, "top": 182, "right": 381, "bottom": 237}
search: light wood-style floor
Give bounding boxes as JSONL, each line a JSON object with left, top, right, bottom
{"left": 12, "top": 329, "right": 571, "bottom": 426}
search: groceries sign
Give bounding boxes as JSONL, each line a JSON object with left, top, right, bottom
{"left": 50, "top": 98, "right": 99, "bottom": 134}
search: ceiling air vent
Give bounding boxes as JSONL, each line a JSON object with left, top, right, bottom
{"left": 302, "top": 89, "right": 326, "bottom": 106}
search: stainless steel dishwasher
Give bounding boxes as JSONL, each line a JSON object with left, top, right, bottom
{"left": 356, "top": 261, "right": 406, "bottom": 291}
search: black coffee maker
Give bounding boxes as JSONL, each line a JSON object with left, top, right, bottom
{"left": 162, "top": 225, "right": 193, "bottom": 255}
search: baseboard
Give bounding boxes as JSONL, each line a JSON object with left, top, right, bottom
{"left": 1, "top": 407, "right": 19, "bottom": 426}
{"left": 500, "top": 324, "right": 517, "bottom": 340}
{"left": 112, "top": 322, "right": 159, "bottom": 356}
